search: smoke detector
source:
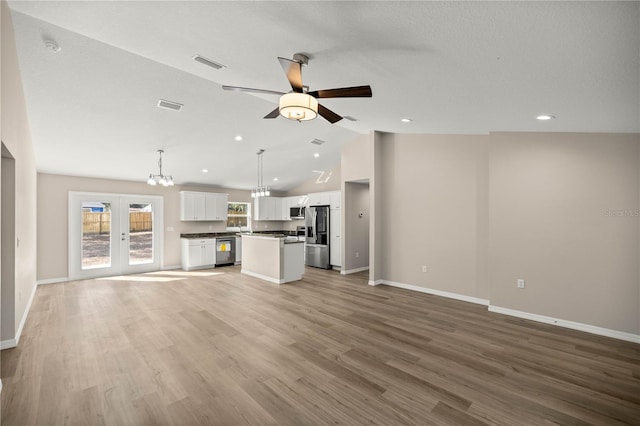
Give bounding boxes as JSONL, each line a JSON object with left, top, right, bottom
{"left": 44, "top": 40, "right": 61, "bottom": 53}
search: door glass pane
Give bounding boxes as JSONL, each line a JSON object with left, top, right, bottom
{"left": 128, "top": 203, "right": 153, "bottom": 265}
{"left": 81, "top": 201, "right": 111, "bottom": 269}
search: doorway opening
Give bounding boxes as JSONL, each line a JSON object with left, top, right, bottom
{"left": 1, "top": 143, "right": 16, "bottom": 345}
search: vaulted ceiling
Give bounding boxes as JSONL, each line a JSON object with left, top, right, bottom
{"left": 7, "top": 1, "right": 639, "bottom": 190}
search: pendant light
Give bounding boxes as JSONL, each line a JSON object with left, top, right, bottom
{"left": 146, "top": 149, "right": 174, "bottom": 186}
{"left": 251, "top": 149, "right": 270, "bottom": 198}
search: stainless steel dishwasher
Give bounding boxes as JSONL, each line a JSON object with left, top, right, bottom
{"left": 215, "top": 237, "right": 235, "bottom": 266}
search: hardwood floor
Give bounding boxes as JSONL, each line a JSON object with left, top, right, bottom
{"left": 2, "top": 266, "right": 639, "bottom": 425}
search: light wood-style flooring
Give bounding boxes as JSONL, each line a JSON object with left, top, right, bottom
{"left": 2, "top": 266, "right": 639, "bottom": 425}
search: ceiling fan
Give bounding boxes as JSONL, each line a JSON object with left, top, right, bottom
{"left": 222, "top": 53, "right": 372, "bottom": 124}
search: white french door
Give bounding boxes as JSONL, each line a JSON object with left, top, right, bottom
{"left": 69, "top": 192, "right": 163, "bottom": 280}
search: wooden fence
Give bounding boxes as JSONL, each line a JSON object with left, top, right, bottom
{"left": 82, "top": 212, "right": 152, "bottom": 234}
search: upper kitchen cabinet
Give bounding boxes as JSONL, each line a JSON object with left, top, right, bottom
{"left": 254, "top": 196, "right": 282, "bottom": 221}
{"left": 180, "top": 191, "right": 228, "bottom": 221}
{"left": 307, "top": 192, "right": 331, "bottom": 206}
{"left": 204, "top": 193, "right": 228, "bottom": 221}
{"left": 307, "top": 191, "right": 341, "bottom": 209}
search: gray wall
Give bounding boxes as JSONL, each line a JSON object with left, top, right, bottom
{"left": 344, "top": 181, "right": 370, "bottom": 272}
{"left": 378, "top": 133, "right": 490, "bottom": 300}
{"left": 489, "top": 132, "right": 640, "bottom": 334}
{"left": 341, "top": 130, "right": 640, "bottom": 336}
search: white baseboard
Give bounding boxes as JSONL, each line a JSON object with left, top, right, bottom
{"left": 488, "top": 305, "right": 640, "bottom": 344}
{"left": 15, "top": 281, "right": 37, "bottom": 345}
{"left": 241, "top": 269, "right": 284, "bottom": 285}
{"left": 368, "top": 279, "right": 383, "bottom": 286}
{"left": 0, "top": 378, "right": 3, "bottom": 394}
{"left": 379, "top": 280, "right": 489, "bottom": 306}
{"left": 37, "top": 277, "right": 68, "bottom": 285}
{"left": 341, "top": 266, "right": 370, "bottom": 275}
{"left": 2, "top": 281, "right": 38, "bottom": 350}
{"left": 0, "top": 338, "right": 17, "bottom": 350}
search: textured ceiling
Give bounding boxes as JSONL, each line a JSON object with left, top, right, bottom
{"left": 7, "top": 1, "right": 640, "bottom": 190}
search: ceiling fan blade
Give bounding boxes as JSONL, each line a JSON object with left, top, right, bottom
{"left": 318, "top": 104, "right": 343, "bottom": 124}
{"left": 308, "top": 85, "right": 372, "bottom": 99}
{"left": 222, "top": 85, "right": 286, "bottom": 96}
{"left": 278, "top": 57, "right": 303, "bottom": 92}
{"left": 264, "top": 107, "right": 280, "bottom": 119}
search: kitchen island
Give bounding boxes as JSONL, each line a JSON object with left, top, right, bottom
{"left": 241, "top": 234, "right": 304, "bottom": 284}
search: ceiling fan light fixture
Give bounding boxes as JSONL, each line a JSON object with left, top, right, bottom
{"left": 279, "top": 93, "right": 318, "bottom": 121}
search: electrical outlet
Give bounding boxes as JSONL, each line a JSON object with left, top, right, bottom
{"left": 209, "top": 225, "right": 213, "bottom": 230}
{"left": 517, "top": 279, "right": 525, "bottom": 289}
{"left": 355, "top": 252, "right": 359, "bottom": 258}
{"left": 166, "top": 226, "right": 174, "bottom": 232}
{"left": 422, "top": 265, "right": 427, "bottom": 273}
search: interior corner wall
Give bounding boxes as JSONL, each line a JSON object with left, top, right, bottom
{"left": 489, "top": 132, "right": 640, "bottom": 335}
{"left": 377, "top": 133, "right": 490, "bottom": 299}
{"left": 1, "top": 0, "right": 38, "bottom": 344}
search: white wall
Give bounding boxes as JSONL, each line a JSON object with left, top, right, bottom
{"left": 1, "top": 0, "right": 39, "bottom": 347}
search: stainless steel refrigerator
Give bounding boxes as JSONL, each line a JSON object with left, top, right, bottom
{"left": 305, "top": 205, "right": 330, "bottom": 269}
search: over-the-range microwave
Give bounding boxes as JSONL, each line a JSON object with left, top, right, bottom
{"left": 290, "top": 206, "right": 305, "bottom": 219}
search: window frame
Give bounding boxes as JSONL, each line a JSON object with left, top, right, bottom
{"left": 226, "top": 201, "right": 252, "bottom": 232}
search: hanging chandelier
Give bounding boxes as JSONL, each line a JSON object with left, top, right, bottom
{"left": 251, "top": 149, "right": 270, "bottom": 198}
{"left": 146, "top": 149, "right": 174, "bottom": 186}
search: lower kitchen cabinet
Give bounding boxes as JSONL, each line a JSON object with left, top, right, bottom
{"left": 181, "top": 238, "right": 215, "bottom": 271}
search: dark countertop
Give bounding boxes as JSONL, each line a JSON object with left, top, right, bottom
{"left": 180, "top": 230, "right": 298, "bottom": 239}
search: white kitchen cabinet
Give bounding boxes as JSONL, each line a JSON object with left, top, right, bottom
{"left": 307, "top": 191, "right": 341, "bottom": 209}
{"left": 330, "top": 209, "right": 341, "bottom": 267}
{"left": 281, "top": 196, "right": 301, "bottom": 220}
{"left": 180, "top": 191, "right": 228, "bottom": 221}
{"left": 307, "top": 192, "right": 331, "bottom": 206}
{"left": 204, "top": 193, "right": 228, "bottom": 221}
{"left": 180, "top": 192, "right": 206, "bottom": 220}
{"left": 181, "top": 238, "right": 215, "bottom": 270}
{"left": 329, "top": 191, "right": 341, "bottom": 210}
{"left": 254, "top": 197, "right": 282, "bottom": 221}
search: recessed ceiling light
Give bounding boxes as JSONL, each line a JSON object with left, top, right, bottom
{"left": 401, "top": 118, "right": 412, "bottom": 123}
{"left": 314, "top": 153, "right": 320, "bottom": 158}
{"left": 234, "top": 135, "right": 243, "bottom": 141}
{"left": 536, "top": 114, "right": 555, "bottom": 120}
{"left": 273, "top": 177, "right": 279, "bottom": 181}
{"left": 202, "top": 169, "right": 208, "bottom": 173}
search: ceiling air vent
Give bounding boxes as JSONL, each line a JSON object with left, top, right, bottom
{"left": 343, "top": 115, "right": 358, "bottom": 122}
{"left": 310, "top": 138, "right": 326, "bottom": 146}
{"left": 157, "top": 99, "right": 183, "bottom": 111}
{"left": 193, "top": 55, "right": 225, "bottom": 70}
